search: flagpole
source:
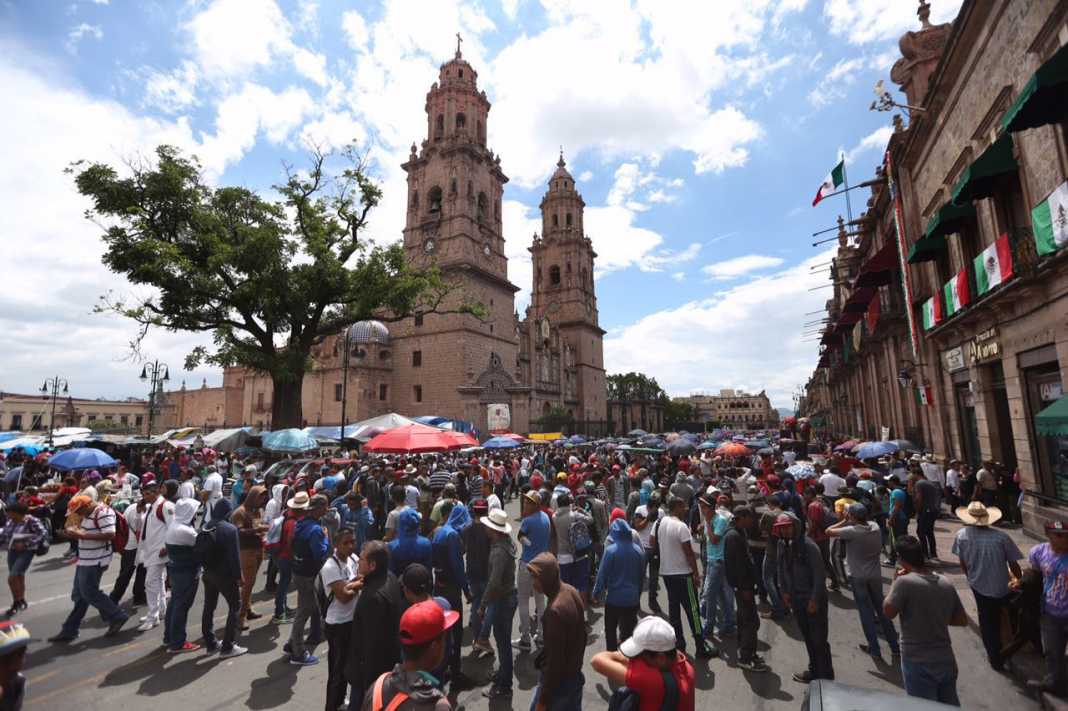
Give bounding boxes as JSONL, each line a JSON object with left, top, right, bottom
{"left": 841, "top": 151, "right": 854, "bottom": 235}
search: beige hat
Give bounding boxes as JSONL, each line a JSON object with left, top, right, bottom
{"left": 956, "top": 501, "right": 1002, "bottom": 527}
{"left": 480, "top": 507, "right": 512, "bottom": 535}
{"left": 404, "top": 464, "right": 418, "bottom": 475}
{"left": 287, "top": 491, "right": 311, "bottom": 510}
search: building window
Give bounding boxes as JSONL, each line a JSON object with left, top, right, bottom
{"left": 467, "top": 180, "right": 473, "bottom": 196}
{"left": 550, "top": 265, "right": 561, "bottom": 285}
{"left": 455, "top": 112, "right": 466, "bottom": 132}
{"left": 120, "top": 415, "right": 129, "bottom": 425}
{"left": 566, "top": 213, "right": 572, "bottom": 227}
{"left": 414, "top": 312, "right": 424, "bottom": 327}
{"left": 477, "top": 120, "right": 484, "bottom": 144}
{"left": 379, "top": 384, "right": 388, "bottom": 401}
{"left": 477, "top": 192, "right": 487, "bottom": 221}
{"left": 435, "top": 114, "right": 444, "bottom": 139}
{"left": 334, "top": 383, "right": 343, "bottom": 402}
{"left": 9, "top": 414, "right": 21, "bottom": 430}
{"left": 411, "top": 191, "right": 419, "bottom": 209}
{"left": 412, "top": 350, "right": 422, "bottom": 367}
{"left": 135, "top": 415, "right": 144, "bottom": 426}
{"left": 414, "top": 385, "right": 423, "bottom": 403}
{"left": 552, "top": 214, "right": 559, "bottom": 227}
{"left": 30, "top": 415, "right": 42, "bottom": 430}
{"left": 428, "top": 186, "right": 442, "bottom": 213}
{"left": 993, "top": 171, "right": 1030, "bottom": 237}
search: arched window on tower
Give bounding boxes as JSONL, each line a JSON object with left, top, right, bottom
{"left": 477, "top": 120, "right": 484, "bottom": 144}
{"left": 450, "top": 178, "right": 457, "bottom": 194}
{"left": 411, "top": 191, "right": 419, "bottom": 209}
{"left": 455, "top": 112, "right": 466, "bottom": 133}
{"left": 552, "top": 214, "right": 559, "bottom": 228}
{"left": 428, "top": 186, "right": 443, "bottom": 214}
{"left": 566, "top": 213, "right": 573, "bottom": 227}
{"left": 435, "top": 114, "right": 444, "bottom": 140}
{"left": 477, "top": 192, "right": 487, "bottom": 222}
{"left": 550, "top": 265, "right": 561, "bottom": 285}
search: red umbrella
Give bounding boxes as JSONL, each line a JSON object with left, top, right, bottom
{"left": 363, "top": 424, "right": 466, "bottom": 453}
{"left": 499, "top": 433, "right": 525, "bottom": 441}
{"left": 833, "top": 439, "right": 859, "bottom": 452}
{"left": 442, "top": 431, "right": 479, "bottom": 448}
{"left": 714, "top": 442, "right": 751, "bottom": 457}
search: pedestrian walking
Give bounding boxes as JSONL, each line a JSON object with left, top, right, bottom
{"left": 346, "top": 540, "right": 404, "bottom": 711}
{"left": 464, "top": 500, "right": 493, "bottom": 655}
{"left": 654, "top": 495, "right": 715, "bottom": 658}
{"left": 1025, "top": 520, "right": 1068, "bottom": 694}
{"left": 884, "top": 535, "right": 968, "bottom": 705}
{"left": 109, "top": 496, "right": 147, "bottom": 611}
{"left": 772, "top": 513, "right": 832, "bottom": 683}
{"left": 952, "top": 501, "right": 1022, "bottom": 671}
{"left": 803, "top": 485, "right": 839, "bottom": 590}
{"left": 697, "top": 492, "right": 735, "bottom": 641}
{"left": 135, "top": 480, "right": 173, "bottom": 632}
{"left": 515, "top": 490, "right": 551, "bottom": 651}
{"left": 528, "top": 552, "right": 586, "bottom": 710}
{"left": 913, "top": 470, "right": 942, "bottom": 561}
{"left": 758, "top": 494, "right": 789, "bottom": 619}
{"left": 286, "top": 492, "right": 330, "bottom": 666}
{"left": 479, "top": 507, "right": 517, "bottom": 700}
{"left": 431, "top": 503, "right": 474, "bottom": 691}
{"left": 322, "top": 527, "right": 361, "bottom": 711}
{"left": 197, "top": 499, "right": 246, "bottom": 658}
{"left": 0, "top": 503, "right": 47, "bottom": 618}
{"left": 388, "top": 508, "right": 433, "bottom": 579}
{"left": 550, "top": 493, "right": 594, "bottom": 610}
{"left": 163, "top": 497, "right": 201, "bottom": 653}
{"left": 592, "top": 517, "right": 644, "bottom": 652}
{"left": 591, "top": 615, "right": 695, "bottom": 711}
{"left": 723, "top": 506, "right": 768, "bottom": 672}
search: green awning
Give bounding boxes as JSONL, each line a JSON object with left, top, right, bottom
{"left": 907, "top": 202, "right": 976, "bottom": 263}
{"left": 1002, "top": 42, "right": 1068, "bottom": 133}
{"left": 951, "top": 134, "right": 1017, "bottom": 204}
{"left": 1036, "top": 395, "right": 1068, "bottom": 437}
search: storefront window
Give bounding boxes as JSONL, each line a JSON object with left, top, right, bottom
{"left": 1024, "top": 358, "right": 1067, "bottom": 500}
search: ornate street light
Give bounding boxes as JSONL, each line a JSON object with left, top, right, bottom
{"left": 40, "top": 376, "right": 69, "bottom": 446}
{"left": 140, "top": 360, "right": 170, "bottom": 436}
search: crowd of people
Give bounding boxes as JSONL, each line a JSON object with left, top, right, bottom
{"left": 0, "top": 436, "right": 1064, "bottom": 710}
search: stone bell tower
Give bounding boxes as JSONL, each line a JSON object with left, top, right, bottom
{"left": 528, "top": 153, "right": 607, "bottom": 421}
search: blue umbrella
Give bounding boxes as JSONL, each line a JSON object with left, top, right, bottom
{"left": 697, "top": 441, "right": 718, "bottom": 450}
{"left": 3, "top": 467, "right": 23, "bottom": 485}
{"left": 48, "top": 447, "right": 117, "bottom": 472}
{"left": 262, "top": 428, "right": 319, "bottom": 453}
{"left": 568, "top": 434, "right": 587, "bottom": 444}
{"left": 483, "top": 436, "right": 520, "bottom": 449}
{"left": 855, "top": 441, "right": 899, "bottom": 460}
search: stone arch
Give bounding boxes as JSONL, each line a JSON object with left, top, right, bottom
{"left": 455, "top": 112, "right": 466, "bottom": 132}
{"left": 566, "top": 212, "right": 573, "bottom": 227}
{"left": 552, "top": 214, "right": 559, "bottom": 227}
{"left": 428, "top": 186, "right": 443, "bottom": 213}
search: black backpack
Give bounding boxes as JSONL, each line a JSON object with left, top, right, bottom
{"left": 195, "top": 526, "right": 224, "bottom": 571}
{"left": 607, "top": 687, "right": 641, "bottom": 711}
{"left": 315, "top": 555, "right": 342, "bottom": 620}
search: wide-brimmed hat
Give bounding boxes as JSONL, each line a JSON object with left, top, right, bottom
{"left": 524, "top": 490, "right": 542, "bottom": 507}
{"left": 404, "top": 464, "right": 418, "bottom": 475}
{"left": 480, "top": 507, "right": 512, "bottom": 535}
{"left": 287, "top": 491, "right": 311, "bottom": 510}
{"left": 956, "top": 501, "right": 1002, "bottom": 526}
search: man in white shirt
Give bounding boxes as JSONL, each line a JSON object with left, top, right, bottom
{"left": 177, "top": 469, "right": 197, "bottom": 501}
{"left": 818, "top": 469, "right": 846, "bottom": 499}
{"left": 945, "top": 460, "right": 961, "bottom": 509}
{"left": 321, "top": 528, "right": 361, "bottom": 711}
{"left": 921, "top": 455, "right": 946, "bottom": 488}
{"left": 136, "top": 481, "right": 174, "bottom": 631}
{"left": 109, "top": 499, "right": 147, "bottom": 609}
{"left": 653, "top": 495, "right": 715, "bottom": 658}
{"left": 201, "top": 466, "right": 224, "bottom": 522}
{"left": 481, "top": 478, "right": 502, "bottom": 512}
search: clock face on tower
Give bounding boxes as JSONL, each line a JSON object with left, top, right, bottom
{"left": 483, "top": 242, "right": 492, "bottom": 256}
{"left": 424, "top": 238, "right": 436, "bottom": 254}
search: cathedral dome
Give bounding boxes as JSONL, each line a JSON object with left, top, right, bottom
{"left": 551, "top": 152, "right": 573, "bottom": 182}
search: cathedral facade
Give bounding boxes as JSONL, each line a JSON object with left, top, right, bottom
{"left": 160, "top": 47, "right": 606, "bottom": 436}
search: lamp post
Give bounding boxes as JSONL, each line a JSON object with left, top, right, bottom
{"left": 339, "top": 321, "right": 390, "bottom": 440}
{"left": 140, "top": 360, "right": 170, "bottom": 436}
{"left": 40, "top": 376, "right": 69, "bottom": 446}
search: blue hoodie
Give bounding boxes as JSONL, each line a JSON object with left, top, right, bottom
{"left": 592, "top": 518, "right": 646, "bottom": 607}
{"left": 335, "top": 500, "right": 376, "bottom": 551}
{"left": 388, "top": 507, "right": 433, "bottom": 578}
{"left": 291, "top": 514, "right": 330, "bottom": 577}
{"left": 432, "top": 504, "right": 471, "bottom": 597}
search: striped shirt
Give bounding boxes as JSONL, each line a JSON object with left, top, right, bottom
{"left": 429, "top": 470, "right": 453, "bottom": 493}
{"left": 77, "top": 505, "right": 117, "bottom": 567}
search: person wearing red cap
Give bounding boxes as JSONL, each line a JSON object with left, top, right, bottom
{"left": 361, "top": 599, "right": 457, "bottom": 710}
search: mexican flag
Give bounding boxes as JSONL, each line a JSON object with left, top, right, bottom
{"left": 1032, "top": 180, "right": 1068, "bottom": 256}
{"left": 915, "top": 385, "right": 933, "bottom": 407}
{"left": 974, "top": 232, "right": 1013, "bottom": 295}
{"left": 943, "top": 268, "right": 971, "bottom": 316}
{"left": 812, "top": 159, "right": 845, "bottom": 206}
{"left": 921, "top": 295, "right": 943, "bottom": 330}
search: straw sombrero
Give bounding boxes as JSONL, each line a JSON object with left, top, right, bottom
{"left": 956, "top": 501, "right": 1002, "bottom": 527}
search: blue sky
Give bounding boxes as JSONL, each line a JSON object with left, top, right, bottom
{"left": 0, "top": 0, "right": 963, "bottom": 408}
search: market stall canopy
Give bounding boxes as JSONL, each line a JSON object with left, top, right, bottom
{"left": 0, "top": 432, "right": 22, "bottom": 444}
{"left": 1036, "top": 395, "right": 1068, "bottom": 436}
{"left": 363, "top": 423, "right": 465, "bottom": 453}
{"left": 262, "top": 428, "right": 319, "bottom": 453}
{"left": 0, "top": 436, "right": 44, "bottom": 452}
{"left": 347, "top": 413, "right": 419, "bottom": 442}
{"left": 202, "top": 427, "right": 254, "bottom": 452}
{"left": 908, "top": 202, "right": 976, "bottom": 263}
{"left": 951, "top": 134, "right": 1017, "bottom": 204}
{"left": 482, "top": 436, "right": 521, "bottom": 449}
{"left": 1002, "top": 41, "right": 1068, "bottom": 133}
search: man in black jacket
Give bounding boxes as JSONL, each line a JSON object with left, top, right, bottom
{"left": 723, "top": 506, "right": 767, "bottom": 672}
{"left": 346, "top": 540, "right": 404, "bottom": 707}
{"left": 198, "top": 499, "right": 246, "bottom": 657}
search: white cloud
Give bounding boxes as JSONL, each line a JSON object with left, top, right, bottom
{"left": 845, "top": 125, "right": 893, "bottom": 165}
{"left": 291, "top": 46, "right": 328, "bottom": 86}
{"left": 701, "top": 254, "right": 784, "bottom": 280}
{"left": 671, "top": 271, "right": 686, "bottom": 282}
{"left": 66, "top": 23, "right": 102, "bottom": 53}
{"left": 807, "top": 56, "right": 865, "bottom": 107}
{"left": 143, "top": 60, "right": 199, "bottom": 113}
{"left": 501, "top": 0, "right": 520, "bottom": 20}
{"left": 824, "top": 0, "right": 963, "bottom": 45}
{"left": 641, "top": 242, "right": 702, "bottom": 272}
{"left": 605, "top": 251, "right": 835, "bottom": 407}
{"left": 295, "top": 0, "right": 320, "bottom": 37}
{"left": 341, "top": 10, "right": 369, "bottom": 50}
{"left": 578, "top": 170, "right": 593, "bottom": 181}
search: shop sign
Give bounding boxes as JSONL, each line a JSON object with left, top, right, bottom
{"left": 1040, "top": 381, "right": 1064, "bottom": 402}
{"left": 943, "top": 346, "right": 966, "bottom": 373}
{"left": 970, "top": 327, "right": 1000, "bottom": 365}
{"left": 487, "top": 403, "right": 511, "bottom": 433}
{"left": 880, "top": 426, "right": 891, "bottom": 441}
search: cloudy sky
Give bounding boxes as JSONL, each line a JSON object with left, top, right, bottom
{"left": 0, "top": 0, "right": 963, "bottom": 409}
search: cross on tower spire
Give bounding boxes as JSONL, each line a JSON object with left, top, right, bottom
{"left": 455, "top": 32, "right": 463, "bottom": 58}
{"left": 557, "top": 146, "right": 565, "bottom": 168}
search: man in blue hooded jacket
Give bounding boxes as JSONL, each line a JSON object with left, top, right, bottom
{"left": 389, "top": 508, "right": 433, "bottom": 579}
{"left": 286, "top": 492, "right": 330, "bottom": 666}
{"left": 432, "top": 503, "right": 473, "bottom": 690}
{"left": 593, "top": 518, "right": 646, "bottom": 651}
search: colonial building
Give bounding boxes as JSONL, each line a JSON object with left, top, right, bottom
{"left": 160, "top": 45, "right": 607, "bottom": 436}
{"left": 0, "top": 391, "right": 149, "bottom": 433}
{"left": 678, "top": 390, "right": 779, "bottom": 429}
{"left": 803, "top": 0, "right": 1068, "bottom": 535}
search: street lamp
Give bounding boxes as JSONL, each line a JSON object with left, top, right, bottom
{"left": 339, "top": 321, "right": 390, "bottom": 440}
{"left": 140, "top": 360, "right": 170, "bottom": 436}
{"left": 40, "top": 376, "right": 69, "bottom": 447}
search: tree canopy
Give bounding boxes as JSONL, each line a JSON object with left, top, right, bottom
{"left": 72, "top": 143, "right": 478, "bottom": 428}
{"left": 606, "top": 372, "right": 667, "bottom": 402}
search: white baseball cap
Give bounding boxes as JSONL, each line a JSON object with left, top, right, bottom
{"left": 619, "top": 616, "right": 677, "bottom": 658}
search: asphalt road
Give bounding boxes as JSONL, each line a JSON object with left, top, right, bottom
{"left": 16, "top": 499, "right": 1040, "bottom": 711}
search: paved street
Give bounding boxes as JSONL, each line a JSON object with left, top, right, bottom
{"left": 17, "top": 498, "right": 1040, "bottom": 711}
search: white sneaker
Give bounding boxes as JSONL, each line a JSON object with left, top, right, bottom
{"left": 139, "top": 616, "right": 148, "bottom": 623}
{"left": 137, "top": 620, "right": 157, "bottom": 632}
{"left": 219, "top": 645, "right": 248, "bottom": 658}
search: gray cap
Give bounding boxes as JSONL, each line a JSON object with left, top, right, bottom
{"left": 847, "top": 502, "right": 868, "bottom": 520}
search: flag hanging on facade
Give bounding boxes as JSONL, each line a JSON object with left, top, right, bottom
{"left": 852, "top": 320, "right": 863, "bottom": 352}
{"left": 915, "top": 385, "right": 933, "bottom": 407}
{"left": 974, "top": 232, "right": 1013, "bottom": 295}
{"left": 943, "top": 268, "right": 971, "bottom": 316}
{"left": 1032, "top": 180, "right": 1068, "bottom": 256}
{"left": 921, "top": 295, "right": 943, "bottom": 330}
{"left": 865, "top": 294, "right": 880, "bottom": 335}
{"left": 812, "top": 159, "right": 845, "bottom": 206}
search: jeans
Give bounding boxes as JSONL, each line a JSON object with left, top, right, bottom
{"left": 851, "top": 577, "right": 899, "bottom": 657}
{"left": 701, "top": 559, "right": 735, "bottom": 636}
{"left": 663, "top": 574, "right": 707, "bottom": 655}
{"left": 470, "top": 577, "right": 487, "bottom": 636}
{"left": 325, "top": 621, "right": 356, "bottom": 711}
{"left": 762, "top": 554, "right": 786, "bottom": 615}
{"left": 60, "top": 564, "right": 127, "bottom": 638}
{"left": 274, "top": 558, "right": 292, "bottom": 617}
{"left": 1041, "top": 613, "right": 1068, "bottom": 687}
{"left": 735, "top": 591, "right": 760, "bottom": 662}
{"left": 643, "top": 549, "right": 660, "bottom": 608}
{"left": 917, "top": 510, "right": 938, "bottom": 559}
{"left": 792, "top": 597, "right": 834, "bottom": 680}
{"left": 900, "top": 658, "right": 959, "bottom": 706}
{"left": 164, "top": 565, "right": 199, "bottom": 649}
{"left": 888, "top": 513, "right": 909, "bottom": 564}
{"left": 289, "top": 574, "right": 322, "bottom": 657}
{"left": 529, "top": 672, "right": 584, "bottom": 711}
{"left": 517, "top": 563, "right": 545, "bottom": 643}
{"left": 490, "top": 590, "right": 517, "bottom": 691}
{"left": 973, "top": 590, "right": 1009, "bottom": 669}
{"left": 109, "top": 549, "right": 147, "bottom": 606}
{"left": 603, "top": 603, "right": 638, "bottom": 652}
{"left": 560, "top": 558, "right": 590, "bottom": 594}
{"left": 201, "top": 570, "right": 240, "bottom": 651}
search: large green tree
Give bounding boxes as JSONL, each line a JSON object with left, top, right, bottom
{"left": 72, "top": 144, "right": 478, "bottom": 429}
{"left": 606, "top": 372, "right": 667, "bottom": 402}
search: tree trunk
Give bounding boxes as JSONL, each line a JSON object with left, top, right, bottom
{"left": 271, "top": 376, "right": 304, "bottom": 429}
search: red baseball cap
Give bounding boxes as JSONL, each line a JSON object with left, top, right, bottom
{"left": 400, "top": 600, "right": 459, "bottom": 646}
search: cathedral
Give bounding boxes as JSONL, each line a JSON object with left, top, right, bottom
{"left": 160, "top": 45, "right": 607, "bottom": 436}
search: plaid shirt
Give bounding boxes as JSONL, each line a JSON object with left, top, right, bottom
{"left": 0, "top": 515, "right": 47, "bottom": 552}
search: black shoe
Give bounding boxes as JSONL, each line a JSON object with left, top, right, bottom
{"left": 858, "top": 643, "right": 882, "bottom": 660}
{"left": 48, "top": 633, "right": 77, "bottom": 643}
{"left": 793, "top": 670, "right": 813, "bottom": 683}
{"left": 245, "top": 610, "right": 264, "bottom": 621}
{"left": 450, "top": 672, "right": 476, "bottom": 691}
{"left": 696, "top": 644, "right": 719, "bottom": 659}
{"left": 105, "top": 616, "right": 129, "bottom": 637}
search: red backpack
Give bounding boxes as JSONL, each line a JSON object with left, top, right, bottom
{"left": 94, "top": 506, "right": 129, "bottom": 552}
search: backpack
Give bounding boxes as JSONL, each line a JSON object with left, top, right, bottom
{"left": 291, "top": 521, "right": 325, "bottom": 576}
{"left": 568, "top": 513, "right": 593, "bottom": 558}
{"left": 607, "top": 686, "right": 641, "bottom": 711}
{"left": 263, "top": 515, "right": 285, "bottom": 554}
{"left": 315, "top": 554, "right": 341, "bottom": 621}
{"left": 371, "top": 671, "right": 411, "bottom": 711}
{"left": 94, "top": 507, "right": 128, "bottom": 552}
{"left": 195, "top": 526, "right": 224, "bottom": 571}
